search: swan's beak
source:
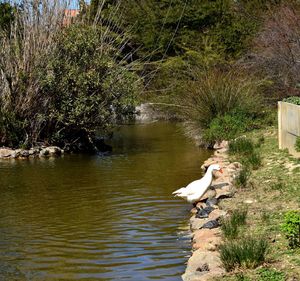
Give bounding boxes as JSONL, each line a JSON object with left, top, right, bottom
{"left": 219, "top": 168, "right": 223, "bottom": 173}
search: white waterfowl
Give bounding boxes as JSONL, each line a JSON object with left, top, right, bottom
{"left": 172, "top": 164, "right": 223, "bottom": 204}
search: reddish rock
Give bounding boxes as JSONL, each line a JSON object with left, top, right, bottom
{"left": 193, "top": 228, "right": 222, "bottom": 251}
{"left": 208, "top": 209, "right": 226, "bottom": 221}
{"left": 182, "top": 250, "right": 225, "bottom": 281}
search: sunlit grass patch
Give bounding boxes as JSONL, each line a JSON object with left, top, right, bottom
{"left": 220, "top": 237, "right": 269, "bottom": 271}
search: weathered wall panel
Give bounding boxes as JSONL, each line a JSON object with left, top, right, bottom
{"left": 278, "top": 101, "right": 300, "bottom": 157}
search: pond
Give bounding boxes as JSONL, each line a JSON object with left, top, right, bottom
{"left": 0, "top": 122, "right": 211, "bottom": 281}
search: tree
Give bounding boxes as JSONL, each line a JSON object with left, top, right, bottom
{"left": 0, "top": 1, "right": 14, "bottom": 32}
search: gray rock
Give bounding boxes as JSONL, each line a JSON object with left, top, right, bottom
{"left": 11, "top": 149, "right": 21, "bottom": 158}
{"left": 201, "top": 220, "right": 220, "bottom": 229}
{"left": 206, "top": 198, "right": 218, "bottom": 207}
{"left": 196, "top": 207, "right": 214, "bottom": 219}
{"left": 39, "top": 149, "right": 50, "bottom": 157}
{"left": 39, "top": 146, "right": 62, "bottom": 157}
{"left": 47, "top": 146, "right": 62, "bottom": 155}
{"left": 28, "top": 148, "right": 39, "bottom": 156}
{"left": 20, "top": 150, "right": 29, "bottom": 157}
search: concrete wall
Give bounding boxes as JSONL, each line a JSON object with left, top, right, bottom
{"left": 278, "top": 101, "right": 300, "bottom": 157}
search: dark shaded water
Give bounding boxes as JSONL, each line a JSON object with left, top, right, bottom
{"left": 0, "top": 122, "right": 211, "bottom": 281}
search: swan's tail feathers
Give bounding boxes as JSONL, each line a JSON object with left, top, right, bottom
{"left": 172, "top": 187, "right": 185, "bottom": 195}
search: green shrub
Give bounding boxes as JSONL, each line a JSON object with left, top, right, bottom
{"left": 220, "top": 237, "right": 269, "bottom": 271}
{"left": 258, "top": 268, "right": 285, "bottom": 281}
{"left": 235, "top": 167, "right": 251, "bottom": 188}
{"left": 179, "top": 69, "right": 265, "bottom": 145}
{"left": 295, "top": 136, "right": 300, "bottom": 152}
{"left": 283, "top": 96, "right": 300, "bottom": 106}
{"left": 202, "top": 112, "right": 252, "bottom": 144}
{"left": 281, "top": 210, "right": 300, "bottom": 248}
{"left": 221, "top": 209, "right": 248, "bottom": 240}
{"left": 0, "top": 2, "right": 141, "bottom": 149}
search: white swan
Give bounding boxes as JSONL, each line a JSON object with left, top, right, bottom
{"left": 172, "top": 164, "right": 223, "bottom": 204}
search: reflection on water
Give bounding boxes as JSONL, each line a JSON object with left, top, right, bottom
{"left": 0, "top": 122, "right": 211, "bottom": 281}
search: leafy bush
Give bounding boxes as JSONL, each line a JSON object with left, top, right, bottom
{"left": 0, "top": 1, "right": 141, "bottom": 149}
{"left": 202, "top": 112, "right": 253, "bottom": 144}
{"left": 283, "top": 96, "right": 300, "bottom": 106}
{"left": 258, "top": 268, "right": 285, "bottom": 281}
{"left": 281, "top": 210, "right": 300, "bottom": 248}
{"left": 220, "top": 237, "right": 269, "bottom": 271}
{"left": 41, "top": 24, "right": 140, "bottom": 148}
{"left": 221, "top": 209, "right": 248, "bottom": 239}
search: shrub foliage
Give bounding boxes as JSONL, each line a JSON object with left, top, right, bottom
{"left": 0, "top": 0, "right": 140, "bottom": 149}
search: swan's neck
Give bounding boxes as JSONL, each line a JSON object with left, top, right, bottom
{"left": 204, "top": 168, "right": 214, "bottom": 180}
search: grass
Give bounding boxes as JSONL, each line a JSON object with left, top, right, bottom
{"left": 218, "top": 126, "right": 300, "bottom": 280}
{"left": 221, "top": 209, "right": 248, "bottom": 239}
{"left": 235, "top": 166, "right": 251, "bottom": 188}
{"left": 229, "top": 138, "right": 254, "bottom": 155}
{"left": 220, "top": 237, "right": 269, "bottom": 271}
{"left": 229, "top": 137, "right": 262, "bottom": 172}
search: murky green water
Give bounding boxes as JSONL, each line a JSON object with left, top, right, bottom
{"left": 0, "top": 122, "right": 211, "bottom": 281}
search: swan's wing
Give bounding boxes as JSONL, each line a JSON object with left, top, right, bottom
{"left": 185, "top": 178, "right": 205, "bottom": 191}
{"left": 173, "top": 176, "right": 207, "bottom": 196}
{"left": 172, "top": 187, "right": 186, "bottom": 195}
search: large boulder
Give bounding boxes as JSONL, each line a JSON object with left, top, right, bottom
{"left": 193, "top": 228, "right": 222, "bottom": 251}
{"left": 0, "top": 148, "right": 15, "bottom": 158}
{"left": 39, "top": 146, "right": 62, "bottom": 157}
{"left": 182, "top": 250, "right": 225, "bottom": 281}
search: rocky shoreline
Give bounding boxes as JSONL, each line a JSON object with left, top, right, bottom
{"left": 0, "top": 146, "right": 64, "bottom": 159}
{"left": 182, "top": 141, "right": 242, "bottom": 281}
